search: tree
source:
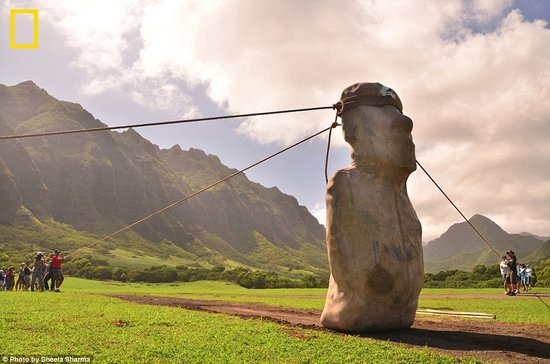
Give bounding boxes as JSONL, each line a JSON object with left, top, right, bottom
{"left": 472, "top": 265, "right": 486, "bottom": 276}
{"left": 534, "top": 259, "right": 550, "bottom": 287}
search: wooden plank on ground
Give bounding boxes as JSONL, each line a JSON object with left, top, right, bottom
{"left": 416, "top": 309, "right": 496, "bottom": 319}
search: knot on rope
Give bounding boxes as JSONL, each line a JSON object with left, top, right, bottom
{"left": 332, "top": 101, "right": 343, "bottom": 114}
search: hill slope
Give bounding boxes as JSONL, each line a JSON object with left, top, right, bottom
{"left": 523, "top": 240, "right": 550, "bottom": 264}
{"left": 423, "top": 214, "right": 544, "bottom": 272}
{"left": 0, "top": 81, "right": 327, "bottom": 275}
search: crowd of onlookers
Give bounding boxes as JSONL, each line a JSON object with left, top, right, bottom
{"left": 500, "top": 249, "right": 535, "bottom": 296}
{"left": 0, "top": 249, "right": 65, "bottom": 292}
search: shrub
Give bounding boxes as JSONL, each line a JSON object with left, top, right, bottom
{"left": 423, "top": 264, "right": 528, "bottom": 288}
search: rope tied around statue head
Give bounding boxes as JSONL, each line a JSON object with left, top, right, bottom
{"left": 334, "top": 94, "right": 403, "bottom": 116}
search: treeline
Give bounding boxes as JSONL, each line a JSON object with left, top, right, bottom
{"left": 424, "top": 263, "right": 542, "bottom": 288}
{"left": 63, "top": 257, "right": 329, "bottom": 288}
{"left": 59, "top": 258, "right": 550, "bottom": 289}
{"left": 424, "top": 264, "right": 503, "bottom": 288}
{"left": 533, "top": 259, "right": 550, "bottom": 287}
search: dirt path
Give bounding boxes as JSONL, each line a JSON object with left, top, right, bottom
{"left": 110, "top": 294, "right": 550, "bottom": 364}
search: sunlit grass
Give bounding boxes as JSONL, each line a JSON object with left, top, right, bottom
{"left": 59, "top": 277, "right": 550, "bottom": 325}
{"left": 0, "top": 291, "right": 476, "bottom": 363}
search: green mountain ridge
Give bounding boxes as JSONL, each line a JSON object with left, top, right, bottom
{"left": 423, "top": 214, "right": 547, "bottom": 272}
{"left": 523, "top": 240, "right": 550, "bottom": 264}
{"left": 0, "top": 81, "right": 327, "bottom": 276}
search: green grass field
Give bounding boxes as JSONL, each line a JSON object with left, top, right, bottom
{"left": 2, "top": 277, "right": 548, "bottom": 363}
{"left": 63, "top": 278, "right": 550, "bottom": 325}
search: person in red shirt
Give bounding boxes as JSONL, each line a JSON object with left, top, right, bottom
{"left": 51, "top": 249, "right": 65, "bottom": 292}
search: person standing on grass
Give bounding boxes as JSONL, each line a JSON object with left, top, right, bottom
{"left": 0, "top": 269, "right": 6, "bottom": 291}
{"left": 31, "top": 252, "right": 46, "bottom": 292}
{"left": 499, "top": 255, "right": 510, "bottom": 294}
{"left": 23, "top": 262, "right": 32, "bottom": 290}
{"left": 51, "top": 249, "right": 65, "bottom": 292}
{"left": 505, "top": 250, "right": 518, "bottom": 295}
{"left": 16, "top": 263, "right": 25, "bottom": 291}
{"left": 518, "top": 264, "right": 528, "bottom": 291}
{"left": 525, "top": 265, "right": 533, "bottom": 291}
{"left": 5, "top": 266, "right": 16, "bottom": 291}
{"left": 43, "top": 258, "right": 55, "bottom": 291}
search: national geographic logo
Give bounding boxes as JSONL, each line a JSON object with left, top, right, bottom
{"left": 10, "top": 9, "right": 39, "bottom": 49}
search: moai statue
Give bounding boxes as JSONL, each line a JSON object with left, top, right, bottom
{"left": 320, "top": 83, "right": 424, "bottom": 333}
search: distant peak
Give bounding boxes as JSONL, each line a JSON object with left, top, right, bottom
{"left": 187, "top": 147, "right": 208, "bottom": 157}
{"left": 10, "top": 80, "right": 49, "bottom": 96}
{"left": 169, "top": 144, "right": 183, "bottom": 153}
{"left": 14, "top": 80, "right": 39, "bottom": 88}
{"left": 123, "top": 128, "right": 143, "bottom": 138}
{"left": 470, "top": 214, "right": 494, "bottom": 223}
{"left": 188, "top": 147, "right": 206, "bottom": 153}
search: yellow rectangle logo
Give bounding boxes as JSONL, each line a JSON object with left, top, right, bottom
{"left": 10, "top": 9, "right": 39, "bottom": 49}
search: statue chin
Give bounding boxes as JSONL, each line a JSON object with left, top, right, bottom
{"left": 391, "top": 154, "right": 417, "bottom": 174}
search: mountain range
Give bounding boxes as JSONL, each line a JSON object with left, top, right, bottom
{"left": 0, "top": 81, "right": 327, "bottom": 276}
{"left": 1, "top": 81, "right": 548, "bottom": 276}
{"left": 423, "top": 214, "right": 548, "bottom": 272}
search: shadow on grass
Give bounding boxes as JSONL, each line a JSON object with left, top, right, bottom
{"left": 364, "top": 327, "right": 550, "bottom": 360}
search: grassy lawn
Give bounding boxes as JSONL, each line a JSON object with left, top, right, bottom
{"left": 418, "top": 287, "right": 550, "bottom": 325}
{"left": 0, "top": 290, "right": 477, "bottom": 364}
{"left": 3, "top": 277, "right": 548, "bottom": 362}
{"left": 61, "top": 278, "right": 550, "bottom": 325}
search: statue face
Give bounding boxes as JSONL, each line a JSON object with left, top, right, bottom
{"left": 342, "top": 105, "right": 416, "bottom": 172}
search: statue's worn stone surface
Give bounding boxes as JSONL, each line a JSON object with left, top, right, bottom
{"left": 320, "top": 83, "right": 424, "bottom": 333}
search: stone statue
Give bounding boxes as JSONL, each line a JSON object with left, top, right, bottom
{"left": 320, "top": 83, "right": 423, "bottom": 333}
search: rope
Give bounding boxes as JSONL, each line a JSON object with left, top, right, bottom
{"left": 531, "top": 293, "right": 550, "bottom": 309}
{"left": 418, "top": 160, "right": 548, "bottom": 311}
{"left": 5, "top": 95, "right": 501, "bottom": 264}
{"left": 415, "top": 159, "right": 502, "bottom": 259}
{"left": 0, "top": 105, "right": 337, "bottom": 141}
{"left": 324, "top": 110, "right": 340, "bottom": 183}
{"left": 70, "top": 124, "right": 335, "bottom": 257}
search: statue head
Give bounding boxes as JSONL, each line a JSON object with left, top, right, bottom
{"left": 339, "top": 83, "right": 416, "bottom": 173}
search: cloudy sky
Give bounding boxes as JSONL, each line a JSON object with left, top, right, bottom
{"left": 1, "top": 0, "right": 549, "bottom": 243}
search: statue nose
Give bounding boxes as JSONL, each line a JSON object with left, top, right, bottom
{"left": 391, "top": 114, "right": 413, "bottom": 134}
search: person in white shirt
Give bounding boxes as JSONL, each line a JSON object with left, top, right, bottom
{"left": 525, "top": 265, "right": 533, "bottom": 291}
{"left": 499, "top": 255, "right": 510, "bottom": 294}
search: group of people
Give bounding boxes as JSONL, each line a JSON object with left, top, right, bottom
{"left": 499, "top": 249, "right": 534, "bottom": 296}
{"left": 0, "top": 249, "right": 65, "bottom": 292}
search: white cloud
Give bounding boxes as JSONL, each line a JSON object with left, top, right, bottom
{"left": 15, "top": 0, "right": 199, "bottom": 117}
{"left": 13, "top": 0, "right": 550, "bottom": 241}
{"left": 406, "top": 9, "right": 550, "bottom": 240}
{"left": 39, "top": 0, "right": 143, "bottom": 83}
{"left": 471, "top": 0, "right": 514, "bottom": 24}
{"left": 311, "top": 203, "right": 326, "bottom": 227}
{"left": 129, "top": 82, "right": 198, "bottom": 118}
